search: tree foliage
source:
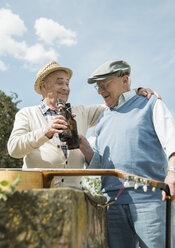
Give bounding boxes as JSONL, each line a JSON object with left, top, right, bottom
{"left": 83, "top": 176, "right": 102, "bottom": 195}
{"left": 0, "top": 90, "right": 23, "bottom": 168}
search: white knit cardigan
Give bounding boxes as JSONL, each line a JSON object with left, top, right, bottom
{"left": 7, "top": 104, "right": 105, "bottom": 188}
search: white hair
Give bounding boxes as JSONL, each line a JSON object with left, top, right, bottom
{"left": 128, "top": 76, "right": 131, "bottom": 86}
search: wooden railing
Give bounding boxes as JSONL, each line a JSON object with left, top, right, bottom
{"left": 0, "top": 168, "right": 172, "bottom": 248}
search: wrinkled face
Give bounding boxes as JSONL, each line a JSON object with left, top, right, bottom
{"left": 41, "top": 70, "right": 70, "bottom": 104}
{"left": 95, "top": 75, "right": 128, "bottom": 107}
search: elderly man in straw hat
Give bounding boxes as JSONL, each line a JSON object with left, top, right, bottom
{"left": 79, "top": 60, "right": 175, "bottom": 248}
{"left": 8, "top": 60, "right": 158, "bottom": 189}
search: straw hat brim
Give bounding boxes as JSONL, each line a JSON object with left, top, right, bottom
{"left": 34, "top": 66, "right": 73, "bottom": 95}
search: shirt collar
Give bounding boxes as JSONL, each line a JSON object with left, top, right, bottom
{"left": 111, "top": 89, "right": 136, "bottom": 110}
{"left": 39, "top": 101, "right": 52, "bottom": 114}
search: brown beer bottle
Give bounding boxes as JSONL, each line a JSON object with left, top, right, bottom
{"left": 65, "top": 103, "right": 80, "bottom": 150}
{"left": 56, "top": 99, "right": 72, "bottom": 142}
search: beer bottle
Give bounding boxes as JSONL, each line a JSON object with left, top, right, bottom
{"left": 65, "top": 103, "right": 80, "bottom": 149}
{"left": 56, "top": 99, "right": 72, "bottom": 142}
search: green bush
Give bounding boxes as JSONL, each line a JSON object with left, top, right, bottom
{"left": 0, "top": 174, "right": 22, "bottom": 201}
{"left": 83, "top": 176, "right": 102, "bottom": 195}
{"left": 0, "top": 91, "right": 23, "bottom": 168}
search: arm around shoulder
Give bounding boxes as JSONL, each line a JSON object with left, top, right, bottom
{"left": 85, "top": 104, "right": 106, "bottom": 128}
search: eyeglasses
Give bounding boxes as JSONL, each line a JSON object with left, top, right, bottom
{"left": 94, "top": 79, "right": 114, "bottom": 91}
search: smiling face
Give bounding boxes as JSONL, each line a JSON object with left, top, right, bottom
{"left": 40, "top": 70, "right": 70, "bottom": 106}
{"left": 96, "top": 75, "right": 130, "bottom": 107}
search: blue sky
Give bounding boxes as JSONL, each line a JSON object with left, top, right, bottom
{"left": 0, "top": 0, "right": 175, "bottom": 118}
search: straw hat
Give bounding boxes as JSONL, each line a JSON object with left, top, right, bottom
{"left": 34, "top": 61, "right": 73, "bottom": 94}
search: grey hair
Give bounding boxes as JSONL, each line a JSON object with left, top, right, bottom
{"left": 128, "top": 76, "right": 131, "bottom": 86}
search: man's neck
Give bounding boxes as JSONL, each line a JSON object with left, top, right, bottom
{"left": 112, "top": 89, "right": 131, "bottom": 107}
{"left": 111, "top": 89, "right": 135, "bottom": 109}
{"left": 43, "top": 98, "right": 57, "bottom": 109}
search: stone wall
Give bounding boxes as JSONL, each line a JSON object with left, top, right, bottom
{"left": 0, "top": 188, "right": 108, "bottom": 248}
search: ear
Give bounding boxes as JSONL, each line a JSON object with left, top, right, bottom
{"left": 40, "top": 80, "right": 46, "bottom": 91}
{"left": 122, "top": 75, "right": 130, "bottom": 90}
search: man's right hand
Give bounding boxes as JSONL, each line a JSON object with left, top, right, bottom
{"left": 45, "top": 116, "right": 67, "bottom": 139}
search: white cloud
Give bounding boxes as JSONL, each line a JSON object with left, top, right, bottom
{"left": 0, "top": 8, "right": 27, "bottom": 37}
{"left": 35, "top": 17, "right": 77, "bottom": 46}
{"left": 0, "top": 8, "right": 77, "bottom": 71}
{"left": 23, "top": 43, "right": 58, "bottom": 64}
{"left": 0, "top": 8, "right": 27, "bottom": 57}
{"left": 0, "top": 60, "right": 7, "bottom": 71}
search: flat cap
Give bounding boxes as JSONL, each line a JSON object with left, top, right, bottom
{"left": 88, "top": 60, "right": 131, "bottom": 84}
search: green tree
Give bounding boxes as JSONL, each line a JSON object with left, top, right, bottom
{"left": 0, "top": 90, "right": 23, "bottom": 168}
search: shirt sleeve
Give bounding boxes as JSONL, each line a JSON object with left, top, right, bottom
{"left": 86, "top": 152, "right": 101, "bottom": 169}
{"left": 153, "top": 99, "right": 175, "bottom": 159}
{"left": 86, "top": 134, "right": 101, "bottom": 169}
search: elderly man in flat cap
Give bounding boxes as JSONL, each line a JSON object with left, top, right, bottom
{"left": 8, "top": 60, "right": 157, "bottom": 188}
{"left": 79, "top": 60, "right": 175, "bottom": 248}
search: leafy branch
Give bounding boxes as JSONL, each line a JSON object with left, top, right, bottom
{"left": 0, "top": 174, "right": 22, "bottom": 201}
{"left": 83, "top": 176, "right": 102, "bottom": 195}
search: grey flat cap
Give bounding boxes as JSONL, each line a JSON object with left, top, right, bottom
{"left": 88, "top": 60, "right": 131, "bottom": 84}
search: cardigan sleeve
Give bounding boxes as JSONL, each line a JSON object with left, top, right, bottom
{"left": 7, "top": 108, "right": 48, "bottom": 158}
{"left": 84, "top": 104, "right": 106, "bottom": 128}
